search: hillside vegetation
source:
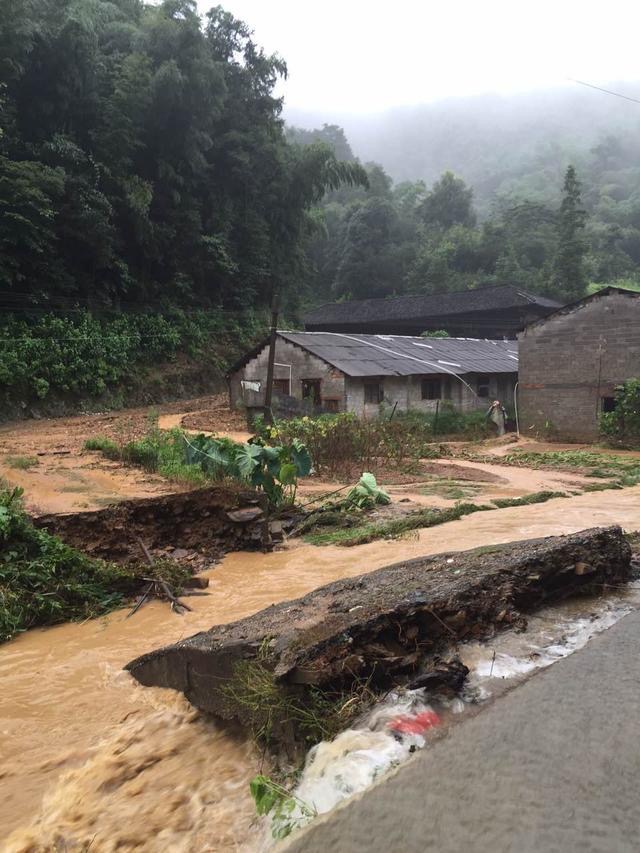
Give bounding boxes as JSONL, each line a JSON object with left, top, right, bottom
{"left": 3, "top": 2, "right": 640, "bottom": 414}
{"left": 0, "top": 0, "right": 365, "bottom": 413}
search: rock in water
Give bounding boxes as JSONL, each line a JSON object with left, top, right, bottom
{"left": 126, "top": 526, "right": 631, "bottom": 743}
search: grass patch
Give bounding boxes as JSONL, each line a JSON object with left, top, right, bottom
{"left": 491, "top": 490, "right": 567, "bottom": 508}
{"left": 222, "top": 648, "right": 374, "bottom": 749}
{"left": 419, "top": 479, "right": 483, "bottom": 500}
{"left": 84, "top": 436, "right": 121, "bottom": 460}
{"left": 501, "top": 449, "right": 640, "bottom": 490}
{"left": 4, "top": 455, "right": 40, "bottom": 470}
{"left": 581, "top": 482, "right": 624, "bottom": 492}
{"left": 85, "top": 426, "right": 210, "bottom": 487}
{"left": 306, "top": 502, "right": 496, "bottom": 547}
{"left": 0, "top": 486, "right": 191, "bottom": 642}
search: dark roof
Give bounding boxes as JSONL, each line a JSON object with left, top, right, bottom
{"left": 230, "top": 332, "right": 518, "bottom": 378}
{"left": 304, "top": 285, "right": 561, "bottom": 327}
{"left": 522, "top": 286, "right": 640, "bottom": 331}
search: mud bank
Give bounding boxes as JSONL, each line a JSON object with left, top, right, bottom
{"left": 127, "top": 526, "right": 631, "bottom": 741}
{"left": 35, "top": 485, "right": 273, "bottom": 563}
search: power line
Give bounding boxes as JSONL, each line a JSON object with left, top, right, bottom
{"left": 568, "top": 78, "right": 640, "bottom": 105}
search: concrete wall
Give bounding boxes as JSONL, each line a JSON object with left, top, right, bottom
{"left": 229, "top": 338, "right": 346, "bottom": 411}
{"left": 518, "top": 291, "right": 640, "bottom": 441}
{"left": 345, "top": 372, "right": 516, "bottom": 418}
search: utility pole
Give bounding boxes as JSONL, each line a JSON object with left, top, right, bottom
{"left": 263, "top": 293, "right": 280, "bottom": 424}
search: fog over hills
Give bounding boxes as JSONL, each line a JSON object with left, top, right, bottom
{"left": 286, "top": 83, "right": 640, "bottom": 215}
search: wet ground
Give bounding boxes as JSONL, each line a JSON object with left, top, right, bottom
{"left": 4, "top": 485, "right": 640, "bottom": 849}
{"left": 0, "top": 398, "right": 593, "bottom": 517}
{"left": 2, "top": 402, "right": 640, "bottom": 849}
{"left": 0, "top": 395, "right": 246, "bottom": 514}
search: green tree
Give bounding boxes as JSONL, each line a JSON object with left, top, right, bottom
{"left": 419, "top": 171, "right": 476, "bottom": 230}
{"left": 553, "top": 165, "right": 587, "bottom": 300}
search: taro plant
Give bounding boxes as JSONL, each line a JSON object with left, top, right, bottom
{"left": 345, "top": 472, "right": 391, "bottom": 509}
{"left": 184, "top": 434, "right": 312, "bottom": 507}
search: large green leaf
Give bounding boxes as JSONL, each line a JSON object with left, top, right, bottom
{"left": 291, "top": 439, "right": 312, "bottom": 477}
{"left": 261, "top": 445, "right": 283, "bottom": 478}
{"left": 235, "top": 443, "right": 263, "bottom": 479}
{"left": 278, "top": 462, "right": 298, "bottom": 485}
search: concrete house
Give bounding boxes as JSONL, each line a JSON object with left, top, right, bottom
{"left": 304, "top": 284, "right": 561, "bottom": 339}
{"left": 228, "top": 331, "right": 518, "bottom": 418}
{"left": 518, "top": 287, "right": 640, "bottom": 441}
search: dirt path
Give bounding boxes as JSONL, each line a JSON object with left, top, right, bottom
{"left": 0, "top": 396, "right": 247, "bottom": 514}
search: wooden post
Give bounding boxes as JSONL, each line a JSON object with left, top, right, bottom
{"left": 263, "top": 294, "right": 280, "bottom": 425}
{"left": 433, "top": 398, "right": 440, "bottom": 436}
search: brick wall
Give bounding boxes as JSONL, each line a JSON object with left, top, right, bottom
{"left": 518, "top": 291, "right": 640, "bottom": 441}
{"left": 229, "top": 338, "right": 346, "bottom": 411}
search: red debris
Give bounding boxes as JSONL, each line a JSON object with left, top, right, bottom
{"left": 387, "top": 709, "right": 441, "bottom": 735}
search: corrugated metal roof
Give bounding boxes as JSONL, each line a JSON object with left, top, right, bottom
{"left": 278, "top": 332, "right": 518, "bottom": 377}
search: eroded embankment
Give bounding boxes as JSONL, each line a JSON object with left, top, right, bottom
{"left": 34, "top": 485, "right": 275, "bottom": 563}
{"left": 127, "top": 526, "right": 631, "bottom": 744}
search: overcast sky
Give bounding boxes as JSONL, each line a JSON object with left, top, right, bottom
{"left": 195, "top": 1, "right": 640, "bottom": 115}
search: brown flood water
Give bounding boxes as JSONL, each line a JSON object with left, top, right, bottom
{"left": 4, "top": 486, "right": 640, "bottom": 851}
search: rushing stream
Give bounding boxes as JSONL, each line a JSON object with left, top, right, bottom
{"left": 4, "top": 488, "right": 640, "bottom": 850}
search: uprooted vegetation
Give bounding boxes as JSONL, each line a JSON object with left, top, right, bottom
{"left": 0, "top": 486, "right": 191, "bottom": 642}
{"left": 126, "top": 527, "right": 632, "bottom": 751}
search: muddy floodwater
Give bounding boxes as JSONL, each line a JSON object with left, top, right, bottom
{"left": 3, "top": 486, "right": 640, "bottom": 850}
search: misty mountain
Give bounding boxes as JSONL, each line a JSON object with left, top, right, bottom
{"left": 286, "top": 83, "right": 640, "bottom": 217}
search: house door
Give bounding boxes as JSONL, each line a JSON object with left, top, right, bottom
{"left": 301, "top": 379, "right": 321, "bottom": 406}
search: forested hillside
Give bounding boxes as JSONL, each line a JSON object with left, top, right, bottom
{"left": 2, "top": 0, "right": 640, "bottom": 416}
{"left": 0, "top": 0, "right": 364, "bottom": 414}
{"left": 289, "top": 86, "right": 640, "bottom": 306}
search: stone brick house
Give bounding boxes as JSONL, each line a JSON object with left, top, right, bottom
{"left": 518, "top": 287, "right": 640, "bottom": 441}
{"left": 228, "top": 331, "right": 518, "bottom": 418}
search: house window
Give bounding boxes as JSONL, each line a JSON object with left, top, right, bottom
{"left": 421, "top": 377, "right": 442, "bottom": 400}
{"left": 602, "top": 396, "right": 616, "bottom": 413}
{"left": 364, "top": 381, "right": 383, "bottom": 404}
{"left": 476, "top": 374, "right": 491, "bottom": 398}
{"left": 272, "top": 378, "right": 290, "bottom": 396}
{"left": 301, "top": 379, "right": 321, "bottom": 406}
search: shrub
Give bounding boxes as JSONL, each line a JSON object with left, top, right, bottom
{"left": 0, "top": 487, "right": 145, "bottom": 641}
{"left": 263, "top": 413, "right": 437, "bottom": 477}
{"left": 0, "top": 309, "right": 267, "bottom": 411}
{"left": 600, "top": 378, "right": 640, "bottom": 444}
{"left": 87, "top": 426, "right": 312, "bottom": 507}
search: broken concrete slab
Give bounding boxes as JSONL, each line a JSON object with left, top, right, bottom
{"left": 126, "top": 526, "right": 631, "bottom": 742}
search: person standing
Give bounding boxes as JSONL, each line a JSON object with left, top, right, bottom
{"left": 486, "top": 399, "right": 507, "bottom": 436}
